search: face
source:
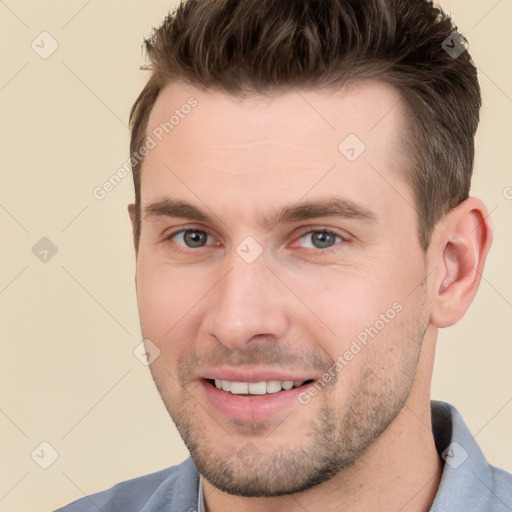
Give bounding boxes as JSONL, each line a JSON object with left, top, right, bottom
{"left": 132, "top": 81, "right": 431, "bottom": 497}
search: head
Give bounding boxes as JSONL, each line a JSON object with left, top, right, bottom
{"left": 128, "top": 0, "right": 491, "bottom": 498}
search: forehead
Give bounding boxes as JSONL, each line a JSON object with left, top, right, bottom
{"left": 146, "top": 80, "right": 405, "bottom": 165}
{"left": 140, "top": 80, "right": 411, "bottom": 226}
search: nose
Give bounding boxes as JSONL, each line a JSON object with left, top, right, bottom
{"left": 204, "top": 253, "right": 289, "bottom": 350}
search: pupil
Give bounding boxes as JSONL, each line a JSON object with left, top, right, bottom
{"left": 184, "top": 230, "right": 206, "bottom": 247}
{"left": 312, "top": 232, "right": 334, "bottom": 248}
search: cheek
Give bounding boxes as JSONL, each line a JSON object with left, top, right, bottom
{"left": 136, "top": 265, "right": 207, "bottom": 394}
{"left": 282, "top": 265, "right": 397, "bottom": 340}
{"left": 135, "top": 257, "right": 209, "bottom": 343}
{"left": 283, "top": 253, "right": 425, "bottom": 364}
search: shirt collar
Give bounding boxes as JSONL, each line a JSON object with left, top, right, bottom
{"left": 429, "top": 400, "right": 497, "bottom": 511}
{"left": 197, "top": 475, "right": 205, "bottom": 512}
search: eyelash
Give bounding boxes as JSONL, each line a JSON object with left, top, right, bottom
{"left": 163, "top": 226, "right": 347, "bottom": 254}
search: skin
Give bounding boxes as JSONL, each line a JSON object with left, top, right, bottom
{"left": 128, "top": 80, "right": 492, "bottom": 512}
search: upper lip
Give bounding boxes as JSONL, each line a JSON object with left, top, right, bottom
{"left": 199, "top": 367, "right": 317, "bottom": 383}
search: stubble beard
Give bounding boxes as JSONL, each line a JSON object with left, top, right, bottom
{"left": 149, "top": 302, "right": 428, "bottom": 497}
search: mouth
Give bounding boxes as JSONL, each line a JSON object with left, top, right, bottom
{"left": 207, "top": 378, "right": 315, "bottom": 395}
{"left": 200, "top": 376, "right": 317, "bottom": 423}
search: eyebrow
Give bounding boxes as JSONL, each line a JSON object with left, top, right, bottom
{"left": 265, "top": 197, "right": 378, "bottom": 228}
{"left": 144, "top": 200, "right": 212, "bottom": 223}
{"left": 142, "top": 196, "right": 378, "bottom": 229}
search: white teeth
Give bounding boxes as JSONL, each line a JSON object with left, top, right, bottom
{"left": 248, "top": 382, "right": 267, "bottom": 395}
{"left": 266, "top": 380, "right": 282, "bottom": 394}
{"left": 230, "top": 381, "right": 249, "bottom": 395}
{"left": 213, "top": 379, "right": 306, "bottom": 395}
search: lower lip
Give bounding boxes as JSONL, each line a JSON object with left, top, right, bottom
{"left": 200, "top": 380, "right": 308, "bottom": 422}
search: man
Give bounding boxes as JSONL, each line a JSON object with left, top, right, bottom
{"left": 56, "top": 0, "right": 512, "bottom": 510}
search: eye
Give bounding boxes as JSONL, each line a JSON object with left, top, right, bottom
{"left": 297, "top": 230, "right": 344, "bottom": 250}
{"left": 170, "top": 229, "right": 216, "bottom": 248}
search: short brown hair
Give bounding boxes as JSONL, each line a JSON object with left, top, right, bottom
{"left": 129, "top": 0, "right": 481, "bottom": 251}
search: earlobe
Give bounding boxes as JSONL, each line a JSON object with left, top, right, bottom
{"left": 430, "top": 198, "right": 492, "bottom": 328}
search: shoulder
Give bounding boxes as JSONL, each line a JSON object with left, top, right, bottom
{"left": 54, "top": 457, "right": 199, "bottom": 512}
{"left": 488, "top": 465, "right": 512, "bottom": 510}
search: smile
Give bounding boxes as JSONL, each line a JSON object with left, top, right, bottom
{"left": 211, "top": 379, "right": 312, "bottom": 395}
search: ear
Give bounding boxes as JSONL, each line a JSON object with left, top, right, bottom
{"left": 128, "top": 203, "right": 138, "bottom": 254}
{"left": 429, "top": 197, "right": 492, "bottom": 328}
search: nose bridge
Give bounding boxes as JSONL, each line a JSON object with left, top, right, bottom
{"left": 206, "top": 249, "right": 288, "bottom": 349}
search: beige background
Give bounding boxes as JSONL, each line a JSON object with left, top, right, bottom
{"left": 0, "top": 1, "right": 511, "bottom": 511}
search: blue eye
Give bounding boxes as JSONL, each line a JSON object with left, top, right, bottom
{"left": 298, "top": 230, "right": 343, "bottom": 249}
{"left": 172, "top": 229, "right": 215, "bottom": 248}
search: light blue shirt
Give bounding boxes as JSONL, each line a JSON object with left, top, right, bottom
{"left": 55, "top": 401, "right": 512, "bottom": 511}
